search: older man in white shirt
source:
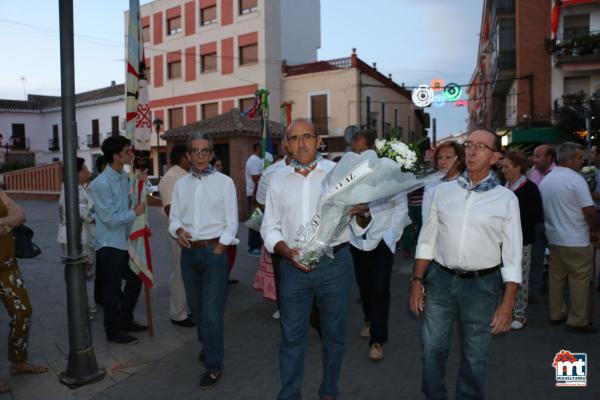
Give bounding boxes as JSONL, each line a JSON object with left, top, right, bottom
{"left": 349, "top": 130, "right": 410, "bottom": 362}
{"left": 261, "top": 119, "right": 370, "bottom": 400}
{"left": 409, "top": 129, "right": 522, "bottom": 400}
{"left": 168, "top": 132, "right": 238, "bottom": 390}
{"left": 539, "top": 142, "right": 599, "bottom": 333}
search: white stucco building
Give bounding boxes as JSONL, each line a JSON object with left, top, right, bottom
{"left": 0, "top": 82, "right": 126, "bottom": 172}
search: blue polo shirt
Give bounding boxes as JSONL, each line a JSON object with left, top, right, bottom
{"left": 89, "top": 165, "right": 136, "bottom": 251}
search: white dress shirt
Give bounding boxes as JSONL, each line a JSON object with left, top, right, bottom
{"left": 261, "top": 159, "right": 367, "bottom": 254}
{"left": 539, "top": 166, "right": 594, "bottom": 247}
{"left": 168, "top": 171, "right": 239, "bottom": 246}
{"left": 256, "top": 159, "right": 287, "bottom": 206}
{"left": 415, "top": 180, "right": 522, "bottom": 283}
{"left": 349, "top": 192, "right": 410, "bottom": 253}
{"left": 245, "top": 154, "right": 263, "bottom": 196}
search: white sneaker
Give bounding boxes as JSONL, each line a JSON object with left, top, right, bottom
{"left": 511, "top": 319, "right": 526, "bottom": 330}
{"left": 272, "top": 310, "right": 280, "bottom": 320}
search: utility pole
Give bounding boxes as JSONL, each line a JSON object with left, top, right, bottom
{"left": 58, "top": 0, "right": 105, "bottom": 388}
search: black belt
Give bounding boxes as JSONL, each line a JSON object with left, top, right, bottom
{"left": 436, "top": 263, "right": 500, "bottom": 279}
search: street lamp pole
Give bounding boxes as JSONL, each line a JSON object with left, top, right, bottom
{"left": 153, "top": 118, "right": 163, "bottom": 178}
{"left": 58, "top": 0, "right": 105, "bottom": 388}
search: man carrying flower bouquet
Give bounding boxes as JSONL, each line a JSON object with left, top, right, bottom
{"left": 261, "top": 119, "right": 370, "bottom": 400}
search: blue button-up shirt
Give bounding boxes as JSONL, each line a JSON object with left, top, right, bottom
{"left": 89, "top": 165, "right": 135, "bottom": 251}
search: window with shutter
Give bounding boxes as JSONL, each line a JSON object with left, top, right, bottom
{"left": 239, "top": 44, "right": 258, "bottom": 65}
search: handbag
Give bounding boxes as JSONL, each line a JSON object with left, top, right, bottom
{"left": 11, "top": 224, "right": 42, "bottom": 259}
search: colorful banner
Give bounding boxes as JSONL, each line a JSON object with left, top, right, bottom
{"left": 126, "top": 0, "right": 153, "bottom": 288}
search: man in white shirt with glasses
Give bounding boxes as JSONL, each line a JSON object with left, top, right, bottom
{"left": 409, "top": 129, "right": 522, "bottom": 400}
{"left": 261, "top": 119, "right": 370, "bottom": 400}
{"left": 169, "top": 132, "right": 238, "bottom": 390}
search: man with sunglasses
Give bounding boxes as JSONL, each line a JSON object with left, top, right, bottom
{"left": 409, "top": 129, "right": 522, "bottom": 400}
{"left": 261, "top": 119, "right": 370, "bottom": 400}
{"left": 168, "top": 132, "right": 238, "bottom": 390}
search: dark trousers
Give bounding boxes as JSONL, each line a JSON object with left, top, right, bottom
{"left": 94, "top": 255, "right": 103, "bottom": 305}
{"left": 529, "top": 222, "right": 547, "bottom": 302}
{"left": 247, "top": 196, "right": 263, "bottom": 251}
{"left": 97, "top": 247, "right": 142, "bottom": 337}
{"left": 350, "top": 240, "right": 394, "bottom": 346}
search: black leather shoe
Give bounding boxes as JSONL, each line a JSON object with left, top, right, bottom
{"left": 199, "top": 371, "right": 221, "bottom": 390}
{"left": 123, "top": 322, "right": 148, "bottom": 332}
{"left": 549, "top": 317, "right": 567, "bottom": 325}
{"left": 171, "top": 317, "right": 196, "bottom": 328}
{"left": 567, "top": 324, "right": 598, "bottom": 333}
{"left": 107, "top": 333, "right": 139, "bottom": 344}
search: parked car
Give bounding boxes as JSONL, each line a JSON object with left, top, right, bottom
{"left": 147, "top": 176, "right": 160, "bottom": 198}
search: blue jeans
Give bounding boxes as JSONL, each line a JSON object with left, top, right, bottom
{"left": 278, "top": 246, "right": 353, "bottom": 400}
{"left": 180, "top": 245, "right": 229, "bottom": 374}
{"left": 422, "top": 262, "right": 502, "bottom": 400}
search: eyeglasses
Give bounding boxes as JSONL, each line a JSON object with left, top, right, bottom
{"left": 189, "top": 148, "right": 213, "bottom": 156}
{"left": 463, "top": 140, "right": 496, "bottom": 153}
{"left": 287, "top": 133, "right": 317, "bottom": 143}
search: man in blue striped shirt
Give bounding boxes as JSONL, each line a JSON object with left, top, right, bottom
{"left": 89, "top": 136, "right": 145, "bottom": 344}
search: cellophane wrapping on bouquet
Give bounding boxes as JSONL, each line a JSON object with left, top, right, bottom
{"left": 294, "top": 150, "right": 439, "bottom": 270}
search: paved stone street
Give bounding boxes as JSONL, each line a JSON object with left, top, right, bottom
{"left": 0, "top": 200, "right": 598, "bottom": 399}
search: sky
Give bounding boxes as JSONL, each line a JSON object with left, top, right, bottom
{"left": 0, "top": 0, "right": 484, "bottom": 139}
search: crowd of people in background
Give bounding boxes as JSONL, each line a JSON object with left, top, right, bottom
{"left": 4, "top": 122, "right": 598, "bottom": 397}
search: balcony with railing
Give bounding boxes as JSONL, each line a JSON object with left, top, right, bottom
{"left": 549, "top": 30, "right": 600, "bottom": 67}
{"left": 48, "top": 138, "right": 59, "bottom": 151}
{"left": 87, "top": 133, "right": 101, "bottom": 148}
{"left": 11, "top": 138, "right": 30, "bottom": 151}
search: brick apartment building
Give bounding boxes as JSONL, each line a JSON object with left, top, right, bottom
{"left": 468, "top": 0, "right": 557, "bottom": 145}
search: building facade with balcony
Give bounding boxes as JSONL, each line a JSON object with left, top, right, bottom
{"left": 281, "top": 50, "right": 429, "bottom": 152}
{"left": 469, "top": 0, "right": 555, "bottom": 145}
{"left": 134, "top": 0, "right": 321, "bottom": 175}
{"left": 550, "top": 0, "right": 600, "bottom": 126}
{"left": 0, "top": 82, "right": 126, "bottom": 172}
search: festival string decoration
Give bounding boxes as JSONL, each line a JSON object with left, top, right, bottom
{"left": 443, "top": 83, "right": 462, "bottom": 102}
{"left": 411, "top": 85, "right": 435, "bottom": 108}
{"left": 433, "top": 93, "right": 446, "bottom": 108}
{"left": 430, "top": 78, "right": 445, "bottom": 92}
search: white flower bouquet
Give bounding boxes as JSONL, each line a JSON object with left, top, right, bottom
{"left": 374, "top": 139, "right": 418, "bottom": 171}
{"left": 294, "top": 150, "right": 436, "bottom": 270}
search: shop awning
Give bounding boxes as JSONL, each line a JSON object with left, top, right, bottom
{"left": 502, "top": 126, "right": 571, "bottom": 144}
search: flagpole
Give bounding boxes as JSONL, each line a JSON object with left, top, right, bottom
{"left": 58, "top": 0, "right": 105, "bottom": 387}
{"left": 127, "top": 0, "right": 154, "bottom": 336}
